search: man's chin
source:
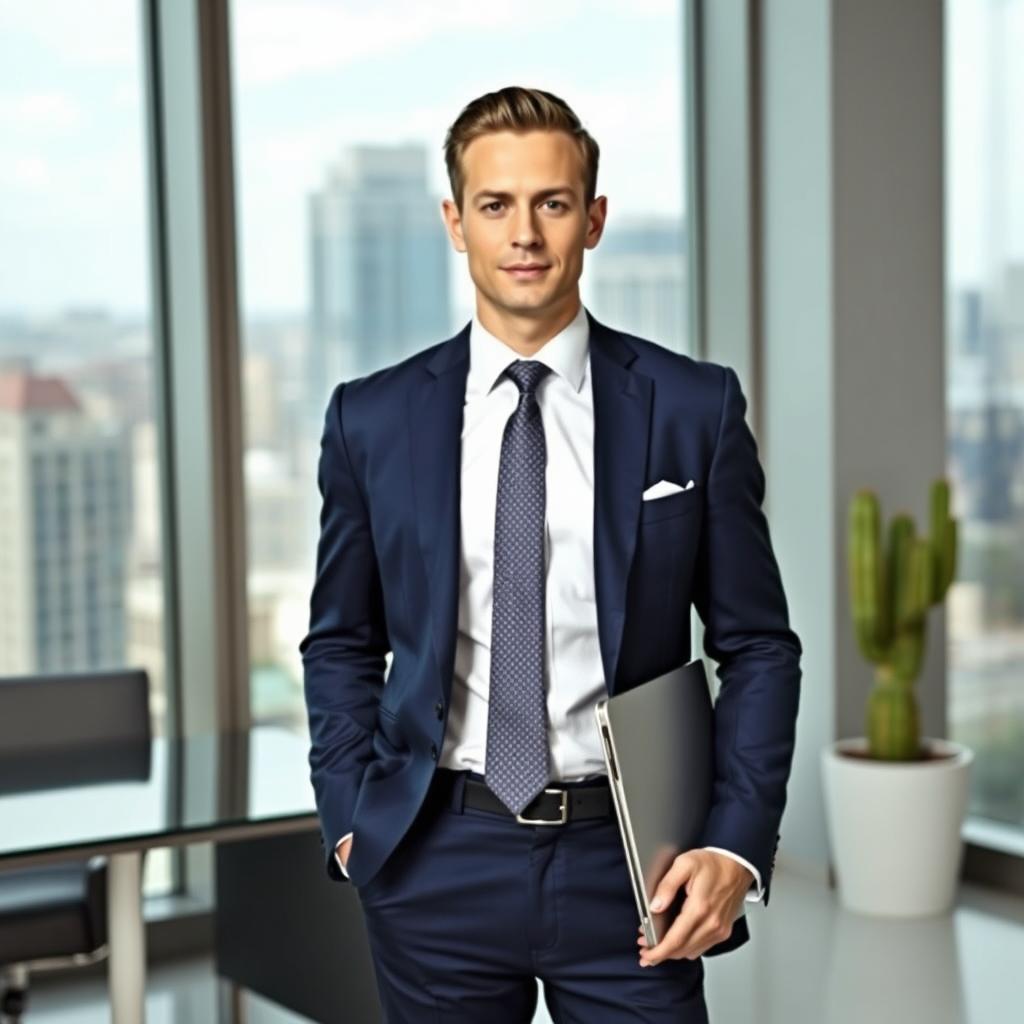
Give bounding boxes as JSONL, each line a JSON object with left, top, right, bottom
{"left": 495, "top": 288, "right": 557, "bottom": 313}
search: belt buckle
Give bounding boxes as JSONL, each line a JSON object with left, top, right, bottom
{"left": 516, "top": 787, "right": 569, "bottom": 826}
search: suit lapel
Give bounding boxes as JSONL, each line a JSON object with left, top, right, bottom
{"left": 407, "top": 323, "right": 470, "bottom": 712}
{"left": 406, "top": 310, "right": 651, "bottom": 707}
{"left": 588, "top": 312, "right": 652, "bottom": 695}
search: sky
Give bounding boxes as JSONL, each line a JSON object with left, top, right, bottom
{"left": 0, "top": 0, "right": 1021, "bottom": 318}
{"left": 0, "top": 0, "right": 686, "bottom": 317}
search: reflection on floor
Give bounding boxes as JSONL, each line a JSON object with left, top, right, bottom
{"left": 21, "top": 866, "right": 1024, "bottom": 1023}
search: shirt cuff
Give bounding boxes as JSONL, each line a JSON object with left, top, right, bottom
{"left": 701, "top": 846, "right": 764, "bottom": 902}
{"left": 335, "top": 832, "right": 353, "bottom": 879}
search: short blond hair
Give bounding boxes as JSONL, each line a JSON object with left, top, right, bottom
{"left": 443, "top": 86, "right": 600, "bottom": 213}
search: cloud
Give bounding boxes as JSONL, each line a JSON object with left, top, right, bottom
{"left": 0, "top": 147, "right": 145, "bottom": 225}
{"left": 231, "top": 0, "right": 640, "bottom": 87}
{"left": 0, "top": 0, "right": 138, "bottom": 69}
{"left": 0, "top": 92, "right": 83, "bottom": 135}
{"left": 235, "top": 65, "right": 683, "bottom": 205}
{"left": 0, "top": 155, "right": 56, "bottom": 190}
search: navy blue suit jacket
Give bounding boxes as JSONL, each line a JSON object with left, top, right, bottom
{"left": 300, "top": 308, "right": 802, "bottom": 956}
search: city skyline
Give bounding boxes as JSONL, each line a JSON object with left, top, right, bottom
{"left": 1, "top": 0, "right": 687, "bottom": 316}
{"left": 3, "top": 1, "right": 1024, "bottom": 317}
{"left": 2, "top": 0, "right": 1022, "bottom": 932}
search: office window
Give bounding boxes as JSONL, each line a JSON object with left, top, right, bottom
{"left": 946, "top": 0, "right": 1024, "bottom": 842}
{"left": 229, "top": 0, "right": 695, "bottom": 727}
{"left": 0, "top": 3, "right": 173, "bottom": 891}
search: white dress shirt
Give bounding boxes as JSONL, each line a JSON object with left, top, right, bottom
{"left": 335, "top": 301, "right": 763, "bottom": 902}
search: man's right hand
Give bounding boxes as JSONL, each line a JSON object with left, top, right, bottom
{"left": 336, "top": 835, "right": 353, "bottom": 871}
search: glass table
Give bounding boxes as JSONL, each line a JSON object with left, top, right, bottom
{"left": 0, "top": 725, "right": 318, "bottom": 1024}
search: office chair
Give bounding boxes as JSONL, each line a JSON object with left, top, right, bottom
{"left": 0, "top": 668, "right": 151, "bottom": 1022}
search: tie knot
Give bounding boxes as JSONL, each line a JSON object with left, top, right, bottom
{"left": 503, "top": 359, "right": 551, "bottom": 396}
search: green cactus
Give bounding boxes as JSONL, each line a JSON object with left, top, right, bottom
{"left": 848, "top": 478, "right": 958, "bottom": 760}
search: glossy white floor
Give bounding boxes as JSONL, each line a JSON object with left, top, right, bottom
{"left": 21, "top": 866, "right": 1024, "bottom": 1023}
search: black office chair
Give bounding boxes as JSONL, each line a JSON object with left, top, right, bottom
{"left": 0, "top": 669, "right": 150, "bottom": 1022}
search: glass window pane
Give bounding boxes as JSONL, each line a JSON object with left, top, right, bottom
{"left": 0, "top": 2, "right": 174, "bottom": 893}
{"left": 946, "top": 0, "right": 1024, "bottom": 836}
{"left": 230, "top": 1, "right": 693, "bottom": 727}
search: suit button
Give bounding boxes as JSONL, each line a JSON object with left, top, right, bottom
{"left": 435, "top": 699, "right": 444, "bottom": 719}
{"left": 430, "top": 743, "right": 438, "bottom": 760}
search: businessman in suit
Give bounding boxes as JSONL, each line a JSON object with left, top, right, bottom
{"left": 300, "top": 86, "right": 801, "bottom": 1022}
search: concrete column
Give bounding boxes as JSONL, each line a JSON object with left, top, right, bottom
{"left": 759, "top": 0, "right": 946, "bottom": 879}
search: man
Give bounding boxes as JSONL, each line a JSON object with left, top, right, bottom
{"left": 300, "top": 85, "right": 802, "bottom": 1022}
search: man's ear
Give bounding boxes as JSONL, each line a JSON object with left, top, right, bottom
{"left": 585, "top": 194, "right": 608, "bottom": 250}
{"left": 440, "top": 198, "right": 467, "bottom": 253}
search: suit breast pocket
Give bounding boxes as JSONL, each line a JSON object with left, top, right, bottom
{"left": 639, "top": 483, "right": 702, "bottom": 526}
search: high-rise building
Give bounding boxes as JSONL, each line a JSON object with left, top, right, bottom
{"left": 307, "top": 143, "right": 451, "bottom": 420}
{"left": 0, "top": 372, "right": 131, "bottom": 675}
{"left": 583, "top": 215, "right": 688, "bottom": 353}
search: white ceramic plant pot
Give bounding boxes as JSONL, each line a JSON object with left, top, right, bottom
{"left": 821, "top": 737, "right": 974, "bottom": 917}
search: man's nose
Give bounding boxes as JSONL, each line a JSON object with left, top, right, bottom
{"left": 511, "top": 210, "right": 542, "bottom": 247}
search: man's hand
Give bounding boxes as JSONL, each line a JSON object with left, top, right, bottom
{"left": 337, "top": 835, "right": 353, "bottom": 871}
{"left": 637, "top": 849, "right": 752, "bottom": 966}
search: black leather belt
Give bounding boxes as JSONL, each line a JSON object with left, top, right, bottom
{"left": 438, "top": 769, "right": 613, "bottom": 824}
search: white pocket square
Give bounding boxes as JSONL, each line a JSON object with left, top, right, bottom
{"left": 642, "top": 478, "right": 695, "bottom": 501}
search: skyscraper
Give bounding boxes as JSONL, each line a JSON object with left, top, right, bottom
{"left": 583, "top": 215, "right": 689, "bottom": 353}
{"left": 307, "top": 143, "right": 451, "bottom": 421}
{"left": 0, "top": 372, "right": 130, "bottom": 675}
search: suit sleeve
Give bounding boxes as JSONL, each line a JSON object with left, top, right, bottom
{"left": 692, "top": 365, "right": 802, "bottom": 907}
{"left": 299, "top": 381, "right": 389, "bottom": 884}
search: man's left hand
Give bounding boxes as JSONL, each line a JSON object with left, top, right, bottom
{"left": 637, "top": 849, "right": 752, "bottom": 966}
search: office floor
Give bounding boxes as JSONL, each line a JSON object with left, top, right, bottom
{"left": 21, "top": 866, "right": 1024, "bottom": 1023}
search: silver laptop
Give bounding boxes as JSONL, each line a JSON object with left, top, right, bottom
{"left": 594, "top": 658, "right": 714, "bottom": 946}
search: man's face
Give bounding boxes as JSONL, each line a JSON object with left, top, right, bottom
{"left": 441, "top": 129, "right": 606, "bottom": 321}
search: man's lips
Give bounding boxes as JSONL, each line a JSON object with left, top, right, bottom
{"left": 502, "top": 265, "right": 550, "bottom": 278}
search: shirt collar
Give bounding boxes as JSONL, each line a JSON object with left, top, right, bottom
{"left": 466, "top": 301, "right": 590, "bottom": 399}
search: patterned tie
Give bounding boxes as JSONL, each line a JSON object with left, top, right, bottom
{"left": 485, "top": 359, "right": 554, "bottom": 815}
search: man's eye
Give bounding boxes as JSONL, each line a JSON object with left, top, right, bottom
{"left": 481, "top": 200, "right": 566, "bottom": 212}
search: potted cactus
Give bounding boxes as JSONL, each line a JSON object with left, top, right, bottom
{"left": 821, "top": 478, "right": 974, "bottom": 917}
